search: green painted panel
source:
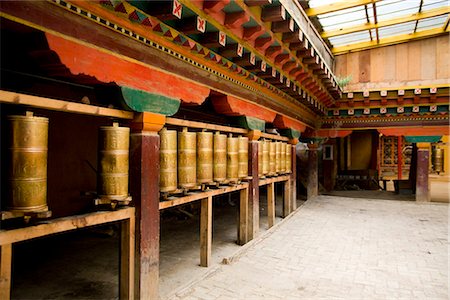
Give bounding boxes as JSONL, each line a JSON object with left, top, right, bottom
{"left": 405, "top": 136, "right": 442, "bottom": 143}
{"left": 120, "top": 86, "right": 180, "bottom": 116}
{"left": 236, "top": 116, "right": 265, "bottom": 131}
{"left": 280, "top": 129, "right": 300, "bottom": 139}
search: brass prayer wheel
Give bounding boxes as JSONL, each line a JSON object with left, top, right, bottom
{"left": 238, "top": 136, "right": 248, "bottom": 179}
{"left": 269, "top": 141, "right": 276, "bottom": 175}
{"left": 7, "top": 111, "right": 49, "bottom": 212}
{"left": 280, "top": 142, "right": 286, "bottom": 173}
{"left": 227, "top": 134, "right": 239, "bottom": 183}
{"left": 178, "top": 127, "right": 197, "bottom": 189}
{"left": 213, "top": 131, "right": 227, "bottom": 183}
{"left": 275, "top": 141, "right": 281, "bottom": 174}
{"left": 286, "top": 143, "right": 292, "bottom": 173}
{"left": 98, "top": 122, "right": 130, "bottom": 200}
{"left": 197, "top": 130, "right": 213, "bottom": 184}
{"left": 159, "top": 127, "right": 177, "bottom": 193}
{"left": 432, "top": 147, "right": 444, "bottom": 174}
{"left": 262, "top": 139, "right": 269, "bottom": 176}
{"left": 258, "top": 141, "right": 263, "bottom": 177}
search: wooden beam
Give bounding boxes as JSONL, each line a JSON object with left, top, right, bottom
{"left": 267, "top": 182, "right": 275, "bottom": 228}
{"left": 282, "top": 180, "right": 291, "bottom": 217}
{"left": 200, "top": 196, "right": 213, "bottom": 267}
{"left": 0, "top": 245, "right": 12, "bottom": 300}
{"left": 333, "top": 27, "right": 450, "bottom": 54}
{"left": 261, "top": 5, "right": 286, "bottom": 22}
{"left": 244, "top": 0, "right": 272, "bottom": 6}
{"left": 271, "top": 19, "right": 295, "bottom": 33}
{"left": 306, "top": 0, "right": 381, "bottom": 17}
{"left": 322, "top": 6, "right": 450, "bottom": 38}
{"left": 238, "top": 187, "right": 249, "bottom": 245}
{"left": 120, "top": 217, "right": 135, "bottom": 300}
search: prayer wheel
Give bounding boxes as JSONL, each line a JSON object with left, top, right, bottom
{"left": 197, "top": 130, "right": 213, "bottom": 184}
{"left": 275, "top": 141, "right": 281, "bottom": 174}
{"left": 213, "top": 131, "right": 227, "bottom": 183}
{"left": 227, "top": 134, "right": 239, "bottom": 183}
{"left": 159, "top": 127, "right": 177, "bottom": 193}
{"left": 432, "top": 148, "right": 444, "bottom": 174}
{"left": 262, "top": 140, "right": 269, "bottom": 176}
{"left": 178, "top": 127, "right": 197, "bottom": 189}
{"left": 98, "top": 122, "right": 130, "bottom": 200}
{"left": 269, "top": 141, "right": 276, "bottom": 175}
{"left": 258, "top": 141, "right": 263, "bottom": 177}
{"left": 238, "top": 136, "right": 249, "bottom": 179}
{"left": 286, "top": 143, "right": 292, "bottom": 173}
{"left": 280, "top": 142, "right": 286, "bottom": 173}
{"left": 7, "top": 111, "right": 49, "bottom": 212}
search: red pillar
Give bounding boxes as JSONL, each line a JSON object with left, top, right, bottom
{"left": 397, "top": 136, "right": 403, "bottom": 180}
{"left": 416, "top": 143, "right": 430, "bottom": 202}
{"left": 246, "top": 130, "right": 261, "bottom": 240}
{"left": 129, "top": 113, "right": 165, "bottom": 299}
{"left": 307, "top": 143, "right": 319, "bottom": 199}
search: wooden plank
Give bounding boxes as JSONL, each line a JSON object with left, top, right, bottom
{"left": 120, "top": 216, "right": 135, "bottom": 300}
{"left": 0, "top": 90, "right": 134, "bottom": 119}
{"left": 370, "top": 47, "right": 384, "bottom": 83}
{"left": 267, "top": 182, "right": 275, "bottom": 228}
{"left": 159, "top": 183, "right": 249, "bottom": 210}
{"left": 247, "top": 140, "right": 260, "bottom": 240}
{"left": 407, "top": 40, "right": 422, "bottom": 81}
{"left": 166, "top": 117, "right": 248, "bottom": 134}
{"left": 238, "top": 187, "right": 249, "bottom": 245}
{"left": 421, "top": 38, "right": 436, "bottom": 80}
{"left": 283, "top": 180, "right": 291, "bottom": 217}
{"left": 260, "top": 133, "right": 289, "bottom": 141}
{"left": 334, "top": 55, "right": 347, "bottom": 78}
{"left": 0, "top": 244, "right": 12, "bottom": 300}
{"left": 436, "top": 35, "right": 449, "bottom": 79}
{"left": 290, "top": 144, "right": 297, "bottom": 212}
{"left": 383, "top": 45, "right": 396, "bottom": 81}
{"left": 347, "top": 52, "right": 359, "bottom": 86}
{"left": 258, "top": 175, "right": 290, "bottom": 186}
{"left": 0, "top": 208, "right": 135, "bottom": 245}
{"left": 200, "top": 196, "right": 213, "bottom": 267}
{"left": 395, "top": 43, "right": 409, "bottom": 82}
{"left": 358, "top": 50, "right": 371, "bottom": 83}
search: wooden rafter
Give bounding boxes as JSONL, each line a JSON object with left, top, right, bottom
{"left": 306, "top": 0, "right": 381, "bottom": 17}
{"left": 321, "top": 6, "right": 450, "bottom": 38}
{"left": 332, "top": 27, "right": 450, "bottom": 54}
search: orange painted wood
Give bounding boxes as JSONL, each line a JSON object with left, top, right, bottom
{"left": 421, "top": 38, "right": 436, "bottom": 80}
{"left": 359, "top": 51, "right": 370, "bottom": 83}
{"left": 45, "top": 33, "right": 210, "bottom": 105}
{"left": 211, "top": 94, "right": 276, "bottom": 123}
{"left": 436, "top": 35, "right": 449, "bottom": 79}
{"left": 407, "top": 41, "right": 422, "bottom": 81}
{"left": 378, "top": 127, "right": 449, "bottom": 137}
{"left": 273, "top": 115, "right": 307, "bottom": 132}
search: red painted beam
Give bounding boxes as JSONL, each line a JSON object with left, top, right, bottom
{"left": 273, "top": 114, "right": 307, "bottom": 132}
{"left": 243, "top": 25, "right": 265, "bottom": 41}
{"left": 313, "top": 129, "right": 353, "bottom": 138}
{"left": 44, "top": 33, "right": 209, "bottom": 105}
{"left": 225, "top": 11, "right": 250, "bottom": 30}
{"left": 255, "top": 36, "right": 273, "bottom": 52}
{"left": 378, "top": 127, "right": 450, "bottom": 137}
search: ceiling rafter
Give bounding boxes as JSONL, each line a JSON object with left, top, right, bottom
{"left": 306, "top": 0, "right": 381, "bottom": 17}
{"left": 321, "top": 6, "right": 450, "bottom": 38}
{"left": 332, "top": 26, "right": 450, "bottom": 54}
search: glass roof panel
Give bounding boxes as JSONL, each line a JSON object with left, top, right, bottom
{"left": 318, "top": 6, "right": 367, "bottom": 31}
{"left": 416, "top": 15, "right": 449, "bottom": 30}
{"left": 377, "top": 21, "right": 416, "bottom": 38}
{"left": 328, "top": 30, "right": 371, "bottom": 46}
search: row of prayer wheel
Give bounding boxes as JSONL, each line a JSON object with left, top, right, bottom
{"left": 258, "top": 140, "right": 292, "bottom": 178}
{"left": 6, "top": 112, "right": 130, "bottom": 213}
{"left": 160, "top": 127, "right": 249, "bottom": 193}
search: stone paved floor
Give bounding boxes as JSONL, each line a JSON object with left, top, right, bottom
{"left": 174, "top": 196, "right": 449, "bottom": 299}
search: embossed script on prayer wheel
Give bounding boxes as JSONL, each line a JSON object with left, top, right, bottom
{"left": 432, "top": 148, "right": 444, "bottom": 174}
{"left": 159, "top": 128, "right": 177, "bottom": 192}
{"left": 269, "top": 141, "right": 276, "bottom": 175}
{"left": 213, "top": 131, "right": 227, "bottom": 183}
{"left": 98, "top": 122, "right": 130, "bottom": 200}
{"left": 286, "top": 143, "right": 292, "bottom": 173}
{"left": 227, "top": 134, "right": 239, "bottom": 183}
{"left": 275, "top": 141, "right": 281, "bottom": 174}
{"left": 178, "top": 127, "right": 197, "bottom": 189}
{"left": 8, "top": 111, "right": 49, "bottom": 212}
{"left": 262, "top": 140, "right": 269, "bottom": 176}
{"left": 238, "top": 136, "right": 248, "bottom": 179}
{"left": 280, "top": 142, "right": 286, "bottom": 173}
{"left": 197, "top": 130, "right": 213, "bottom": 184}
{"left": 258, "top": 141, "right": 263, "bottom": 177}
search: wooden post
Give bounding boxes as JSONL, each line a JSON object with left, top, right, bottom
{"left": 397, "top": 136, "right": 403, "bottom": 180}
{"left": 238, "top": 187, "right": 249, "bottom": 245}
{"left": 246, "top": 130, "right": 261, "bottom": 240}
{"left": 129, "top": 112, "right": 165, "bottom": 300}
{"left": 282, "top": 180, "right": 291, "bottom": 217}
{"left": 307, "top": 143, "right": 319, "bottom": 199}
{"left": 290, "top": 142, "right": 297, "bottom": 212}
{"left": 120, "top": 216, "right": 135, "bottom": 300}
{"left": 0, "top": 244, "right": 12, "bottom": 300}
{"left": 200, "top": 196, "right": 213, "bottom": 267}
{"left": 416, "top": 143, "right": 430, "bottom": 202}
{"left": 267, "top": 182, "right": 275, "bottom": 228}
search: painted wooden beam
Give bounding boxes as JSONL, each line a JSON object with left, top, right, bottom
{"left": 378, "top": 127, "right": 449, "bottom": 137}
{"left": 405, "top": 136, "right": 442, "bottom": 143}
{"left": 120, "top": 86, "right": 180, "bottom": 115}
{"left": 273, "top": 114, "right": 307, "bottom": 132}
{"left": 236, "top": 116, "right": 266, "bottom": 131}
{"left": 211, "top": 93, "right": 276, "bottom": 123}
{"left": 244, "top": 0, "right": 272, "bottom": 6}
{"left": 314, "top": 129, "right": 352, "bottom": 138}
{"left": 271, "top": 19, "right": 295, "bottom": 33}
{"left": 306, "top": 0, "right": 381, "bottom": 17}
{"left": 44, "top": 33, "right": 209, "bottom": 105}
{"left": 261, "top": 5, "right": 286, "bottom": 22}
